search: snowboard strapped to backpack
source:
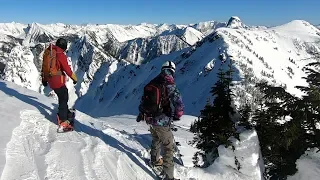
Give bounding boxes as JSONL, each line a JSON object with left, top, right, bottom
{"left": 139, "top": 80, "right": 168, "bottom": 117}
{"left": 41, "top": 45, "right": 62, "bottom": 81}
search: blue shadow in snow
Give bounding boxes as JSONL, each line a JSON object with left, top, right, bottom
{"left": 0, "top": 81, "right": 57, "bottom": 122}
{"left": 100, "top": 126, "right": 184, "bottom": 166}
{"left": 73, "top": 118, "right": 157, "bottom": 179}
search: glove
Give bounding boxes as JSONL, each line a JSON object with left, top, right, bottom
{"left": 136, "top": 113, "right": 144, "bottom": 122}
{"left": 42, "top": 80, "right": 48, "bottom": 87}
{"left": 172, "top": 116, "right": 180, "bottom": 121}
{"left": 71, "top": 73, "right": 77, "bottom": 85}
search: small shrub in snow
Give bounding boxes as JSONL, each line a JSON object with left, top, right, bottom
{"left": 287, "top": 66, "right": 294, "bottom": 75}
{"left": 288, "top": 57, "right": 296, "bottom": 64}
{"left": 219, "top": 53, "right": 226, "bottom": 61}
{"left": 246, "top": 58, "right": 253, "bottom": 65}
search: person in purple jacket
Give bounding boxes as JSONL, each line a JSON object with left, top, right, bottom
{"left": 137, "top": 61, "right": 184, "bottom": 180}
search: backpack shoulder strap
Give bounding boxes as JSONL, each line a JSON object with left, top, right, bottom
{"left": 49, "top": 46, "right": 62, "bottom": 76}
{"left": 49, "top": 45, "right": 54, "bottom": 70}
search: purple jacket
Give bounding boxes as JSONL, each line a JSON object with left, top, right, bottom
{"left": 142, "top": 70, "right": 184, "bottom": 126}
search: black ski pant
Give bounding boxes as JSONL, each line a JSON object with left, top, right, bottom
{"left": 54, "top": 85, "right": 69, "bottom": 121}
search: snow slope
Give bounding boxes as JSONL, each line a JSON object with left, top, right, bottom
{"left": 22, "top": 23, "right": 56, "bottom": 46}
{"left": 288, "top": 148, "right": 320, "bottom": 180}
{"left": 1, "top": 17, "right": 319, "bottom": 117}
{"left": 2, "top": 45, "right": 41, "bottom": 92}
{"left": 0, "top": 22, "right": 26, "bottom": 37}
{"left": 73, "top": 19, "right": 320, "bottom": 118}
{"left": 191, "top": 20, "right": 227, "bottom": 35}
{"left": 0, "top": 80, "right": 264, "bottom": 180}
{"left": 227, "top": 16, "right": 247, "bottom": 29}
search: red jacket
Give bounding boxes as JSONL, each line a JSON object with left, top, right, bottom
{"left": 47, "top": 45, "right": 77, "bottom": 89}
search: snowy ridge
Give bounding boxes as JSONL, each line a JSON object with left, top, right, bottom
{"left": 159, "top": 26, "right": 205, "bottom": 45}
{"left": 0, "top": 22, "right": 26, "bottom": 36}
{"left": 182, "top": 27, "right": 205, "bottom": 45}
{"left": 0, "top": 81, "right": 264, "bottom": 180}
{"left": 22, "top": 23, "right": 56, "bottom": 46}
{"left": 2, "top": 45, "right": 41, "bottom": 91}
{"left": 0, "top": 17, "right": 320, "bottom": 179}
{"left": 220, "top": 20, "right": 320, "bottom": 98}
{"left": 111, "top": 26, "right": 204, "bottom": 63}
{"left": 73, "top": 19, "right": 320, "bottom": 117}
{"left": 1, "top": 18, "right": 319, "bottom": 115}
{"left": 227, "top": 16, "right": 247, "bottom": 29}
{"left": 118, "top": 35, "right": 191, "bottom": 63}
{"left": 270, "top": 20, "right": 320, "bottom": 39}
{"left": 191, "top": 20, "right": 227, "bottom": 35}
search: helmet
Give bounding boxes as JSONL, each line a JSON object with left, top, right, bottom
{"left": 56, "top": 38, "right": 67, "bottom": 51}
{"left": 161, "top": 61, "right": 176, "bottom": 74}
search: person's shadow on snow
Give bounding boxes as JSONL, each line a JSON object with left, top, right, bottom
{"left": 73, "top": 118, "right": 157, "bottom": 179}
{"left": 0, "top": 81, "right": 57, "bottom": 121}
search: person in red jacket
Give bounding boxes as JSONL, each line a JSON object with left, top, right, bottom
{"left": 42, "top": 38, "right": 77, "bottom": 128}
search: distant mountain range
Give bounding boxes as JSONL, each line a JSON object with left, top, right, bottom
{"left": 0, "top": 16, "right": 320, "bottom": 116}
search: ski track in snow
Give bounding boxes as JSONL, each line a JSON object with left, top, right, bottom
{"left": 1, "top": 110, "right": 160, "bottom": 180}
{"left": 0, "top": 109, "right": 200, "bottom": 180}
{"left": 0, "top": 104, "right": 265, "bottom": 180}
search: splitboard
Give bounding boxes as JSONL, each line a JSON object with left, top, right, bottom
{"left": 57, "top": 108, "right": 76, "bottom": 133}
{"left": 144, "top": 158, "right": 165, "bottom": 180}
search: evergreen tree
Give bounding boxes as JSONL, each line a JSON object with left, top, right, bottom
{"left": 237, "top": 104, "right": 252, "bottom": 130}
{"left": 252, "top": 82, "right": 308, "bottom": 179}
{"left": 295, "top": 61, "right": 320, "bottom": 148}
{"left": 190, "top": 67, "right": 236, "bottom": 167}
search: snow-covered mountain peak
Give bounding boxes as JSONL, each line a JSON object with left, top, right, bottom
{"left": 0, "top": 22, "right": 26, "bottom": 36}
{"left": 270, "top": 20, "right": 320, "bottom": 40}
{"left": 180, "top": 27, "right": 204, "bottom": 45}
{"left": 227, "top": 16, "right": 246, "bottom": 29}
{"left": 22, "top": 22, "right": 56, "bottom": 46}
{"left": 156, "top": 23, "right": 182, "bottom": 32}
{"left": 0, "top": 17, "right": 320, "bottom": 180}
{"left": 275, "top": 20, "right": 320, "bottom": 31}
{"left": 191, "top": 20, "right": 227, "bottom": 35}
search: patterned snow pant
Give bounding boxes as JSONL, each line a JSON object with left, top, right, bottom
{"left": 150, "top": 125, "right": 174, "bottom": 179}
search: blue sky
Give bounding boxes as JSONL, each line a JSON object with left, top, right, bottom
{"left": 0, "top": 0, "right": 318, "bottom": 26}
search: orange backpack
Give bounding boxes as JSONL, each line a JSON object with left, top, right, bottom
{"left": 41, "top": 45, "right": 62, "bottom": 81}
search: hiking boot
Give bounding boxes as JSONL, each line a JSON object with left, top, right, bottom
{"left": 152, "top": 158, "right": 163, "bottom": 166}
